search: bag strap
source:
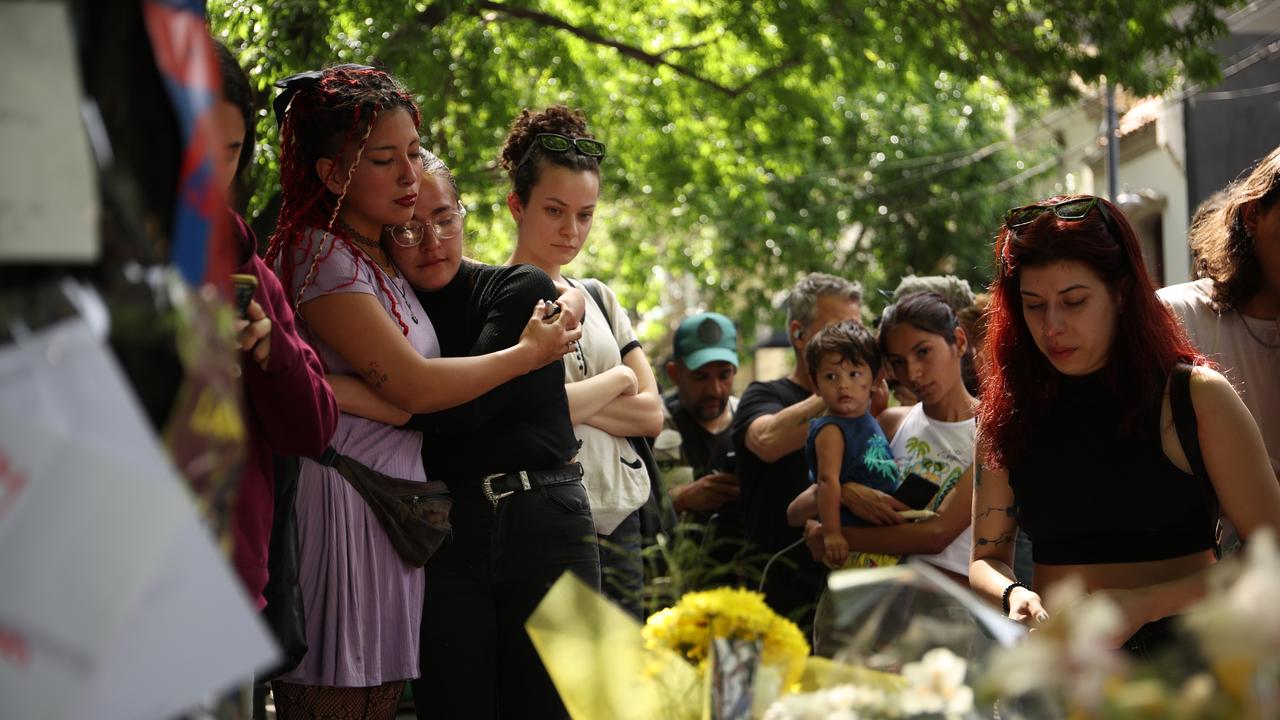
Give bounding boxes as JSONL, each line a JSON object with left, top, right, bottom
{"left": 576, "top": 279, "right": 676, "bottom": 539}
{"left": 316, "top": 446, "right": 447, "bottom": 497}
{"left": 1169, "top": 364, "right": 1210, "bottom": 484}
{"left": 581, "top": 278, "right": 612, "bottom": 331}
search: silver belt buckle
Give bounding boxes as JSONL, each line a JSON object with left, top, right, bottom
{"left": 481, "top": 470, "right": 531, "bottom": 507}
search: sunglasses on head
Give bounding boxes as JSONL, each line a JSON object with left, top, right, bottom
{"left": 999, "top": 196, "right": 1124, "bottom": 271}
{"left": 1004, "top": 196, "right": 1122, "bottom": 237}
{"left": 516, "top": 133, "right": 606, "bottom": 169}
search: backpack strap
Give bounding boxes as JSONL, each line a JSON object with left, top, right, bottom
{"left": 581, "top": 278, "right": 612, "bottom": 330}
{"left": 1169, "top": 363, "right": 1210, "bottom": 484}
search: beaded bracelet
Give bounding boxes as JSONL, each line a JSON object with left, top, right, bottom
{"left": 1001, "top": 581, "right": 1029, "bottom": 615}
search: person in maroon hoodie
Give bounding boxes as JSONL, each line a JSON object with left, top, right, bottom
{"left": 213, "top": 39, "right": 339, "bottom": 610}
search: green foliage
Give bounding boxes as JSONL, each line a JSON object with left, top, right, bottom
{"left": 211, "top": 0, "right": 1234, "bottom": 341}
{"left": 641, "top": 520, "right": 766, "bottom": 617}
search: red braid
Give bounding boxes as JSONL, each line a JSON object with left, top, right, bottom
{"left": 265, "top": 66, "right": 420, "bottom": 336}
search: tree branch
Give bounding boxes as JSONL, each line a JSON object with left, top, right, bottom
{"left": 657, "top": 38, "right": 716, "bottom": 55}
{"left": 476, "top": 0, "right": 796, "bottom": 97}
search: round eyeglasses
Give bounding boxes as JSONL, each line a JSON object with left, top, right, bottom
{"left": 389, "top": 208, "right": 467, "bottom": 247}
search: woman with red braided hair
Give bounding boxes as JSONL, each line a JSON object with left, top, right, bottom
{"left": 969, "top": 195, "right": 1280, "bottom": 661}
{"left": 263, "top": 66, "right": 579, "bottom": 718}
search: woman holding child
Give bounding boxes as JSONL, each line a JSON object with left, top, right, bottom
{"left": 792, "top": 291, "right": 978, "bottom": 581}
{"left": 264, "top": 66, "right": 579, "bottom": 718}
{"left": 971, "top": 195, "right": 1280, "bottom": 657}
{"left": 789, "top": 292, "right": 978, "bottom": 655}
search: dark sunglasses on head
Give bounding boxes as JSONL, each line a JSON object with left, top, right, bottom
{"left": 1003, "top": 195, "right": 1123, "bottom": 247}
{"left": 1004, "top": 194, "right": 1122, "bottom": 233}
{"left": 516, "top": 133, "right": 607, "bottom": 169}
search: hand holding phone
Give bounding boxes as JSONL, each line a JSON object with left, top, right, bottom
{"left": 892, "top": 473, "right": 939, "bottom": 510}
{"left": 231, "top": 274, "right": 258, "bottom": 319}
{"left": 541, "top": 299, "right": 563, "bottom": 324}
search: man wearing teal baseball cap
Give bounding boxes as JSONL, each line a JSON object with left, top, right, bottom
{"left": 654, "top": 313, "right": 743, "bottom": 557}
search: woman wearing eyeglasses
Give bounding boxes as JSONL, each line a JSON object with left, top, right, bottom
{"left": 327, "top": 149, "right": 600, "bottom": 719}
{"left": 970, "top": 195, "right": 1280, "bottom": 659}
{"left": 500, "top": 106, "right": 665, "bottom": 620}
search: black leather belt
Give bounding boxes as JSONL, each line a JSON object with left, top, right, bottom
{"left": 480, "top": 462, "right": 584, "bottom": 507}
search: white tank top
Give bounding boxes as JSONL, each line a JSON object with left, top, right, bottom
{"left": 888, "top": 403, "right": 976, "bottom": 576}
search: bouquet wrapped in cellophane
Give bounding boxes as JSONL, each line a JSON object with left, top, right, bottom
{"left": 527, "top": 572, "right": 962, "bottom": 719}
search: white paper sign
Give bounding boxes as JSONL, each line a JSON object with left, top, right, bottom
{"left": 72, "top": 515, "right": 278, "bottom": 720}
{"left": 0, "top": 2, "right": 99, "bottom": 262}
{"left": 0, "top": 317, "right": 277, "bottom": 719}
{"left": 0, "top": 414, "right": 186, "bottom": 662}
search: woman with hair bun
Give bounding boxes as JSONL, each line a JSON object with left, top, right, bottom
{"left": 499, "top": 106, "right": 665, "bottom": 621}
{"left": 971, "top": 194, "right": 1280, "bottom": 658}
{"left": 264, "top": 67, "right": 578, "bottom": 718}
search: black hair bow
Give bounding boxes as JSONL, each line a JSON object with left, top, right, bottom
{"left": 271, "top": 64, "right": 376, "bottom": 128}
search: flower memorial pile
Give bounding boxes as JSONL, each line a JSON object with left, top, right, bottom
{"left": 642, "top": 587, "right": 811, "bottom": 691}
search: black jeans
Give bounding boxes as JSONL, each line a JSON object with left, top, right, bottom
{"left": 412, "top": 480, "right": 601, "bottom": 720}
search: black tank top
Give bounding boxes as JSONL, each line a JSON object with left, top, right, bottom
{"left": 1008, "top": 370, "right": 1218, "bottom": 565}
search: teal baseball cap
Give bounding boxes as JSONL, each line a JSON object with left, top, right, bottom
{"left": 673, "top": 312, "right": 739, "bottom": 369}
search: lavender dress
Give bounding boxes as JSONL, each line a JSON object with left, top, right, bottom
{"left": 280, "top": 231, "right": 440, "bottom": 687}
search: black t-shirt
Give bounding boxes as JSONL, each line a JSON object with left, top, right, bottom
{"left": 664, "top": 393, "right": 736, "bottom": 479}
{"left": 406, "top": 262, "right": 578, "bottom": 482}
{"left": 732, "top": 377, "right": 814, "bottom": 552}
{"left": 665, "top": 393, "right": 744, "bottom": 545}
{"left": 731, "top": 377, "right": 825, "bottom": 630}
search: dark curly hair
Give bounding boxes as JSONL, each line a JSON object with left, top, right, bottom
{"left": 263, "top": 66, "right": 419, "bottom": 334}
{"left": 1190, "top": 145, "right": 1280, "bottom": 311}
{"left": 806, "top": 319, "right": 882, "bottom": 383}
{"left": 498, "top": 105, "right": 600, "bottom": 204}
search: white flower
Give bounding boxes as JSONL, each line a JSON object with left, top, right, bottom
{"left": 1185, "top": 528, "right": 1280, "bottom": 661}
{"left": 897, "top": 648, "right": 974, "bottom": 718}
{"left": 762, "top": 682, "right": 891, "bottom": 719}
{"left": 984, "top": 637, "right": 1058, "bottom": 698}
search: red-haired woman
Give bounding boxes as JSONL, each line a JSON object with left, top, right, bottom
{"left": 263, "top": 67, "right": 579, "bottom": 718}
{"left": 969, "top": 195, "right": 1280, "bottom": 658}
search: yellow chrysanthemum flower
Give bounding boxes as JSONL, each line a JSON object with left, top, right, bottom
{"left": 642, "top": 587, "right": 810, "bottom": 688}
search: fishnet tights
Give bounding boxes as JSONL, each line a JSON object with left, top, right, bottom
{"left": 271, "top": 680, "right": 404, "bottom": 720}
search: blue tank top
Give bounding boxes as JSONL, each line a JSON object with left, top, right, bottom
{"left": 806, "top": 413, "right": 900, "bottom": 526}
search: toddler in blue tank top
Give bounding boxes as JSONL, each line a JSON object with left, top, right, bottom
{"left": 803, "top": 320, "right": 901, "bottom": 567}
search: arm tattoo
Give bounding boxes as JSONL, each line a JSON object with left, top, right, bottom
{"left": 975, "top": 531, "right": 1016, "bottom": 548}
{"left": 974, "top": 505, "right": 1017, "bottom": 521}
{"left": 974, "top": 463, "right": 982, "bottom": 487}
{"left": 363, "top": 362, "right": 389, "bottom": 390}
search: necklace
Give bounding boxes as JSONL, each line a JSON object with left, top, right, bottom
{"left": 1235, "top": 308, "right": 1280, "bottom": 350}
{"left": 330, "top": 218, "right": 417, "bottom": 325}
{"left": 334, "top": 216, "right": 382, "bottom": 251}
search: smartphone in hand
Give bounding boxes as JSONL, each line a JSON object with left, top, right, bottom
{"left": 541, "top": 299, "right": 563, "bottom": 323}
{"left": 231, "top": 274, "right": 258, "bottom": 319}
{"left": 892, "top": 473, "right": 938, "bottom": 510}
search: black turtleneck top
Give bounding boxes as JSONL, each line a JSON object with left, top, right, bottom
{"left": 1007, "top": 370, "right": 1219, "bottom": 565}
{"left": 405, "top": 262, "right": 578, "bottom": 484}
